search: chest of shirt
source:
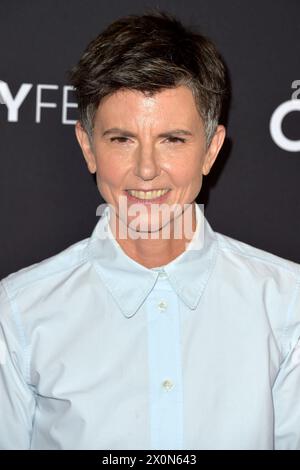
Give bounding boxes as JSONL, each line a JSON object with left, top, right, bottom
{"left": 27, "top": 276, "right": 280, "bottom": 449}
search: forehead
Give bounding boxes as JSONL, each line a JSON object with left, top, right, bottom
{"left": 95, "top": 85, "right": 201, "bottom": 127}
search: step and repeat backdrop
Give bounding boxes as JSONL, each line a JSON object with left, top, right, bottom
{"left": 0, "top": 0, "right": 299, "bottom": 278}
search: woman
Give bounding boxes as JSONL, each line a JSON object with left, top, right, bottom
{"left": 0, "top": 10, "right": 299, "bottom": 450}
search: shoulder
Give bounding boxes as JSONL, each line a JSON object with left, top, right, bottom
{"left": 215, "top": 230, "right": 300, "bottom": 281}
{"left": 1, "top": 237, "right": 90, "bottom": 299}
{"left": 214, "top": 231, "right": 300, "bottom": 354}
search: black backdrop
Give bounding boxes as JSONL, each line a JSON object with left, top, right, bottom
{"left": 0, "top": 0, "right": 300, "bottom": 280}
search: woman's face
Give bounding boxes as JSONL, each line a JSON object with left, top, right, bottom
{"left": 76, "top": 85, "right": 225, "bottom": 236}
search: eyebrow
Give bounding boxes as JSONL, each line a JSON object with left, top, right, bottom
{"left": 102, "top": 127, "right": 193, "bottom": 138}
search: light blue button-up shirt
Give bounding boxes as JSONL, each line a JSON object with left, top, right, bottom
{"left": 0, "top": 202, "right": 300, "bottom": 450}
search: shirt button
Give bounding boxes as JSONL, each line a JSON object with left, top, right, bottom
{"left": 157, "top": 300, "right": 168, "bottom": 311}
{"left": 158, "top": 270, "right": 168, "bottom": 279}
{"left": 162, "top": 379, "right": 174, "bottom": 391}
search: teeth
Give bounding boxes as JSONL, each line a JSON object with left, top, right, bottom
{"left": 127, "top": 189, "right": 169, "bottom": 200}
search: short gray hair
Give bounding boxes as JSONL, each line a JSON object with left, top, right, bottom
{"left": 69, "top": 9, "right": 229, "bottom": 148}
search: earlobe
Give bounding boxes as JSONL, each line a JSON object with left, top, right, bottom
{"left": 202, "top": 165, "right": 210, "bottom": 176}
{"left": 75, "top": 121, "right": 97, "bottom": 174}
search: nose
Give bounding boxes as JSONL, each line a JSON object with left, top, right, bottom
{"left": 133, "top": 144, "right": 161, "bottom": 181}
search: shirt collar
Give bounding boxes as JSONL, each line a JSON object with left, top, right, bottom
{"left": 87, "top": 202, "right": 218, "bottom": 318}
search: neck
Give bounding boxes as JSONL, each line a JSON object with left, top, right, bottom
{"left": 108, "top": 203, "right": 197, "bottom": 269}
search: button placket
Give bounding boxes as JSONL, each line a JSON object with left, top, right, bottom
{"left": 147, "top": 287, "right": 183, "bottom": 448}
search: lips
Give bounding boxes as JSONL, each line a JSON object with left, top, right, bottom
{"left": 124, "top": 189, "right": 171, "bottom": 204}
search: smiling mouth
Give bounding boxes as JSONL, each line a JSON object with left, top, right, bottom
{"left": 124, "top": 189, "right": 171, "bottom": 201}
{"left": 126, "top": 189, "right": 170, "bottom": 199}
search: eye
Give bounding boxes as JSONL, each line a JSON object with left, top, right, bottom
{"left": 166, "top": 136, "right": 186, "bottom": 144}
{"left": 110, "top": 136, "right": 130, "bottom": 143}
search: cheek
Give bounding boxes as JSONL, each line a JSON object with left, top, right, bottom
{"left": 169, "top": 157, "right": 203, "bottom": 187}
{"left": 94, "top": 153, "right": 126, "bottom": 188}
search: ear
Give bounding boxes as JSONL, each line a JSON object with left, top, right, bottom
{"left": 202, "top": 125, "right": 226, "bottom": 176}
{"left": 75, "top": 121, "right": 97, "bottom": 174}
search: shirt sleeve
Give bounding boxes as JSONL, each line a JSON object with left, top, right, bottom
{"left": 273, "top": 276, "right": 300, "bottom": 450}
{"left": 0, "top": 280, "right": 36, "bottom": 449}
